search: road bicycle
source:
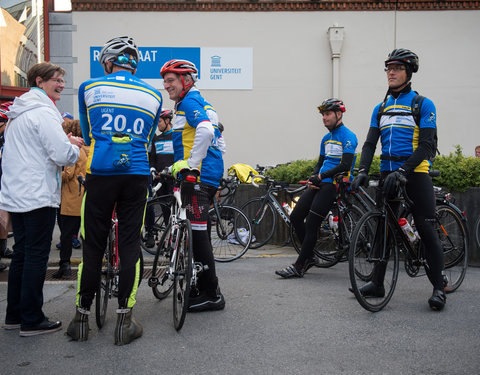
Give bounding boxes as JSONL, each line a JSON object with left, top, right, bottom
{"left": 148, "top": 169, "right": 202, "bottom": 331}
{"left": 140, "top": 172, "right": 172, "bottom": 255}
{"left": 241, "top": 172, "right": 307, "bottom": 249}
{"left": 94, "top": 204, "right": 144, "bottom": 329}
{"left": 474, "top": 215, "right": 480, "bottom": 251}
{"left": 210, "top": 177, "right": 252, "bottom": 262}
{"left": 242, "top": 172, "right": 373, "bottom": 266}
{"left": 348, "top": 178, "right": 468, "bottom": 312}
{"left": 291, "top": 173, "right": 374, "bottom": 268}
{"left": 433, "top": 186, "right": 469, "bottom": 293}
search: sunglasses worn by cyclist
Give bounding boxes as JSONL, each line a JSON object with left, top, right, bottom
{"left": 117, "top": 55, "right": 137, "bottom": 69}
{"left": 384, "top": 65, "right": 406, "bottom": 72}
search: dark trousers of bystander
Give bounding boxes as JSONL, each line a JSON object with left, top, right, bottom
{"left": 6, "top": 207, "right": 56, "bottom": 328}
{"left": 59, "top": 214, "right": 81, "bottom": 264}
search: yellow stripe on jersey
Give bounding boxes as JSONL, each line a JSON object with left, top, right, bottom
{"left": 384, "top": 104, "right": 411, "bottom": 111}
{"left": 86, "top": 138, "right": 96, "bottom": 174}
{"left": 182, "top": 123, "right": 196, "bottom": 159}
{"left": 381, "top": 124, "right": 416, "bottom": 131}
{"left": 325, "top": 140, "right": 342, "bottom": 145}
{"left": 85, "top": 81, "right": 162, "bottom": 103}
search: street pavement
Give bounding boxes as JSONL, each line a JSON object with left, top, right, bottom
{"left": 0, "top": 227, "right": 479, "bottom": 375}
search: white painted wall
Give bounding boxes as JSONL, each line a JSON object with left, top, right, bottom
{"left": 71, "top": 10, "right": 480, "bottom": 170}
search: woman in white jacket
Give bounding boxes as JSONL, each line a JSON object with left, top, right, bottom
{"left": 0, "top": 62, "right": 83, "bottom": 336}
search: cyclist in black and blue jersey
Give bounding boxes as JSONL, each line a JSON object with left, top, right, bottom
{"left": 351, "top": 48, "right": 446, "bottom": 311}
{"left": 160, "top": 59, "right": 226, "bottom": 312}
{"left": 67, "top": 36, "right": 163, "bottom": 344}
{"left": 276, "top": 99, "right": 358, "bottom": 278}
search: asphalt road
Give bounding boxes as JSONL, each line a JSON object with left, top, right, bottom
{"left": 1, "top": 250, "right": 479, "bottom": 375}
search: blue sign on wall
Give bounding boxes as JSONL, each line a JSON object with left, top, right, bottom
{"left": 90, "top": 47, "right": 201, "bottom": 79}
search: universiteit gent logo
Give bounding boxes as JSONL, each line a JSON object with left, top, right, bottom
{"left": 211, "top": 55, "right": 221, "bottom": 67}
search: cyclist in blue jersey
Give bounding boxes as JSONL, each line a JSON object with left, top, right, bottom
{"left": 160, "top": 59, "right": 225, "bottom": 312}
{"left": 351, "top": 49, "right": 446, "bottom": 311}
{"left": 144, "top": 109, "right": 175, "bottom": 247}
{"left": 276, "top": 99, "right": 358, "bottom": 278}
{"left": 67, "top": 36, "right": 163, "bottom": 344}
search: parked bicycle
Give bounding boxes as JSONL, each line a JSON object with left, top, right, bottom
{"left": 241, "top": 172, "right": 307, "bottom": 250}
{"left": 210, "top": 177, "right": 252, "bottom": 262}
{"left": 433, "top": 185, "right": 469, "bottom": 293}
{"left": 348, "top": 177, "right": 468, "bottom": 312}
{"left": 148, "top": 169, "right": 204, "bottom": 331}
{"left": 474, "top": 215, "right": 480, "bottom": 251}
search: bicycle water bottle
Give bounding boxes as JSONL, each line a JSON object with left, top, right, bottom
{"left": 329, "top": 215, "right": 339, "bottom": 233}
{"left": 282, "top": 202, "right": 292, "bottom": 216}
{"left": 398, "top": 218, "right": 418, "bottom": 244}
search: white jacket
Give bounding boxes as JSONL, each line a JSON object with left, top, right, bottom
{"left": 0, "top": 88, "right": 80, "bottom": 212}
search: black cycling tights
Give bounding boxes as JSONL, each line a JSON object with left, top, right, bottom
{"left": 183, "top": 182, "right": 219, "bottom": 295}
{"left": 374, "top": 172, "right": 445, "bottom": 290}
{"left": 290, "top": 183, "right": 336, "bottom": 267}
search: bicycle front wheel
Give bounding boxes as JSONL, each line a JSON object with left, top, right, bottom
{"left": 150, "top": 223, "right": 174, "bottom": 300}
{"left": 141, "top": 200, "right": 169, "bottom": 255}
{"left": 95, "top": 234, "right": 113, "bottom": 329}
{"left": 173, "top": 219, "right": 193, "bottom": 331}
{"left": 241, "top": 198, "right": 276, "bottom": 249}
{"left": 210, "top": 205, "right": 252, "bottom": 262}
{"left": 436, "top": 205, "right": 468, "bottom": 293}
{"left": 348, "top": 211, "right": 399, "bottom": 312}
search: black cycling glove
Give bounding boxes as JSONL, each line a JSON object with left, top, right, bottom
{"left": 309, "top": 175, "right": 322, "bottom": 187}
{"left": 351, "top": 170, "right": 369, "bottom": 191}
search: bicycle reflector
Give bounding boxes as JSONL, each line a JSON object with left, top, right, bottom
{"left": 186, "top": 175, "right": 197, "bottom": 182}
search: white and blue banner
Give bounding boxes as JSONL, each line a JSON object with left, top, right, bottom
{"left": 90, "top": 47, "right": 252, "bottom": 90}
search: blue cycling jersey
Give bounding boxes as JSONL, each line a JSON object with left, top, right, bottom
{"left": 78, "top": 70, "right": 162, "bottom": 175}
{"left": 370, "top": 89, "right": 436, "bottom": 173}
{"left": 319, "top": 125, "right": 358, "bottom": 183}
{"left": 173, "top": 88, "right": 224, "bottom": 188}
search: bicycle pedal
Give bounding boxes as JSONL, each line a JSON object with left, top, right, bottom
{"left": 148, "top": 277, "right": 158, "bottom": 287}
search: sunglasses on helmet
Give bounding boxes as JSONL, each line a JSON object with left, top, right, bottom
{"left": 116, "top": 55, "right": 137, "bottom": 69}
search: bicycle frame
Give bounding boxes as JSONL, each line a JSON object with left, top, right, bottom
{"left": 110, "top": 208, "right": 120, "bottom": 291}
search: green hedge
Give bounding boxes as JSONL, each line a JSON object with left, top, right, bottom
{"left": 265, "top": 145, "right": 480, "bottom": 192}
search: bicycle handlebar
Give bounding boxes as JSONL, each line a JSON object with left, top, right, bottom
{"left": 77, "top": 175, "right": 85, "bottom": 196}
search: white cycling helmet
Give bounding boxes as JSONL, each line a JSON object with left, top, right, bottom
{"left": 99, "top": 36, "right": 139, "bottom": 69}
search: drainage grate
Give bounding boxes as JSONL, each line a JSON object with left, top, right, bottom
{"left": 0, "top": 267, "right": 154, "bottom": 282}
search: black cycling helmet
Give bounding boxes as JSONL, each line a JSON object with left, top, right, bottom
{"left": 385, "top": 48, "right": 419, "bottom": 77}
{"left": 317, "top": 98, "right": 346, "bottom": 114}
{"left": 159, "top": 109, "right": 173, "bottom": 120}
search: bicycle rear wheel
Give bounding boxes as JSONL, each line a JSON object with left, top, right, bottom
{"left": 210, "top": 205, "right": 252, "bottom": 262}
{"left": 149, "top": 223, "right": 174, "bottom": 300}
{"left": 290, "top": 205, "right": 364, "bottom": 268}
{"left": 241, "top": 198, "right": 276, "bottom": 249}
{"left": 96, "top": 233, "right": 113, "bottom": 329}
{"left": 173, "top": 219, "right": 193, "bottom": 331}
{"left": 141, "top": 200, "right": 169, "bottom": 255}
{"left": 475, "top": 215, "right": 480, "bottom": 252}
{"left": 435, "top": 205, "right": 468, "bottom": 293}
{"left": 349, "top": 211, "right": 399, "bottom": 312}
